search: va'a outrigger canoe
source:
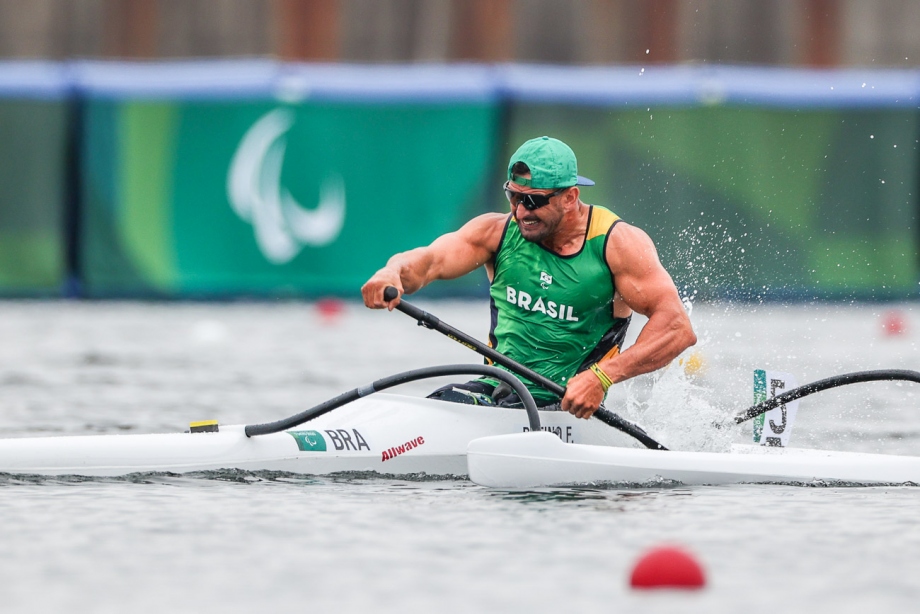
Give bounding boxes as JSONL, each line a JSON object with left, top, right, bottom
{"left": 2, "top": 291, "right": 918, "bottom": 486}
{"left": 0, "top": 361, "right": 918, "bottom": 486}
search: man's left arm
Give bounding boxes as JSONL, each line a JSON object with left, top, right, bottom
{"left": 562, "top": 223, "right": 697, "bottom": 419}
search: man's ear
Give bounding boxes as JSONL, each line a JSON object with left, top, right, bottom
{"left": 566, "top": 186, "right": 580, "bottom": 205}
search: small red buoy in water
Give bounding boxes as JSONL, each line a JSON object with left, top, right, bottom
{"left": 629, "top": 545, "right": 706, "bottom": 590}
{"left": 881, "top": 310, "right": 907, "bottom": 337}
{"left": 316, "top": 298, "right": 346, "bottom": 322}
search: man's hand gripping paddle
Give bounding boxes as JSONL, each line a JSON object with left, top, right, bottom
{"left": 382, "top": 287, "right": 668, "bottom": 451}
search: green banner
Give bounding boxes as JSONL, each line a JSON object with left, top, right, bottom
{"left": 0, "top": 100, "right": 67, "bottom": 294}
{"left": 81, "top": 99, "right": 499, "bottom": 297}
{"left": 505, "top": 105, "right": 920, "bottom": 300}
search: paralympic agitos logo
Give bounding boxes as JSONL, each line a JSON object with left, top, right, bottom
{"left": 226, "top": 109, "right": 346, "bottom": 264}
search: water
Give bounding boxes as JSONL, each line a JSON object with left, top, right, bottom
{"left": 0, "top": 300, "right": 918, "bottom": 613}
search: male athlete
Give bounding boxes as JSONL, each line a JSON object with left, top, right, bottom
{"left": 361, "top": 136, "right": 696, "bottom": 419}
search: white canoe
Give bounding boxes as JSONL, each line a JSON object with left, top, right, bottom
{"left": 0, "top": 394, "right": 621, "bottom": 477}
{"left": 467, "top": 432, "right": 920, "bottom": 487}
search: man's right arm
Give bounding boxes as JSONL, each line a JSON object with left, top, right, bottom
{"left": 361, "top": 213, "right": 507, "bottom": 310}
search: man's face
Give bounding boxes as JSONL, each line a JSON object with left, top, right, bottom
{"left": 505, "top": 178, "right": 570, "bottom": 243}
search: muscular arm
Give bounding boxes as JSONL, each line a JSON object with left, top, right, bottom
{"left": 602, "top": 223, "right": 697, "bottom": 381}
{"left": 562, "top": 222, "right": 697, "bottom": 418}
{"left": 362, "top": 213, "right": 507, "bottom": 309}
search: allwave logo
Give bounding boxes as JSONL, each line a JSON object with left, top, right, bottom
{"left": 227, "top": 109, "right": 346, "bottom": 264}
{"left": 381, "top": 436, "right": 425, "bottom": 462}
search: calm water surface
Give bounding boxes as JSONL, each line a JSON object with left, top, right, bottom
{"left": 0, "top": 300, "right": 918, "bottom": 613}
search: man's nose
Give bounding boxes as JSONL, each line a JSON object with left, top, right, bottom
{"left": 511, "top": 201, "right": 531, "bottom": 215}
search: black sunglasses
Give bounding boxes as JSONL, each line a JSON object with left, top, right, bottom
{"left": 503, "top": 182, "right": 569, "bottom": 211}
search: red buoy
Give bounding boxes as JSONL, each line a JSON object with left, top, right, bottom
{"left": 629, "top": 545, "right": 706, "bottom": 590}
{"left": 881, "top": 310, "right": 907, "bottom": 337}
{"left": 316, "top": 298, "right": 346, "bottom": 322}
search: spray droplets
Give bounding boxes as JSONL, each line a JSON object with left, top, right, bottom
{"left": 671, "top": 218, "right": 753, "bottom": 300}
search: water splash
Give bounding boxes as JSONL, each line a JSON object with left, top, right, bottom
{"left": 669, "top": 217, "right": 757, "bottom": 301}
{"left": 621, "top": 352, "right": 734, "bottom": 453}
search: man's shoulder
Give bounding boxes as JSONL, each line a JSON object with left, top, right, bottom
{"left": 605, "top": 221, "right": 657, "bottom": 271}
{"left": 606, "top": 220, "right": 651, "bottom": 244}
{"left": 461, "top": 212, "right": 511, "bottom": 236}
{"left": 609, "top": 218, "right": 647, "bottom": 233}
{"left": 471, "top": 212, "right": 511, "bottom": 226}
{"left": 456, "top": 212, "right": 511, "bottom": 251}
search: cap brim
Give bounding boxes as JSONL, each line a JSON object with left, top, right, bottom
{"left": 576, "top": 175, "right": 595, "bottom": 186}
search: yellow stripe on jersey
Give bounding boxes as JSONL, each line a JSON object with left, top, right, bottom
{"left": 586, "top": 206, "right": 620, "bottom": 241}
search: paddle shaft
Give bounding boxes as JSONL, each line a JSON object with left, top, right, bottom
{"left": 383, "top": 287, "right": 667, "bottom": 450}
{"left": 734, "top": 369, "right": 920, "bottom": 424}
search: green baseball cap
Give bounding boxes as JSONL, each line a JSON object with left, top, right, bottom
{"left": 507, "top": 136, "right": 595, "bottom": 189}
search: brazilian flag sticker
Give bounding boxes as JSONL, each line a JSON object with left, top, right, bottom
{"left": 288, "top": 430, "right": 327, "bottom": 452}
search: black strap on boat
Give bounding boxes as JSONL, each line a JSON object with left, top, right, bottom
{"left": 244, "top": 364, "right": 541, "bottom": 437}
{"left": 382, "top": 287, "right": 667, "bottom": 451}
{"left": 734, "top": 369, "right": 920, "bottom": 424}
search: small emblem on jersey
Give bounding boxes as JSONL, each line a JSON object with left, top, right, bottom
{"left": 539, "top": 271, "right": 553, "bottom": 289}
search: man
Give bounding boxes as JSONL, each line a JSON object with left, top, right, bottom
{"left": 362, "top": 136, "right": 696, "bottom": 419}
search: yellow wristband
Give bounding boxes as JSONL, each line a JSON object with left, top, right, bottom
{"left": 588, "top": 363, "right": 613, "bottom": 393}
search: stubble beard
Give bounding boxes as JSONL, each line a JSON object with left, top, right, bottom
{"left": 516, "top": 210, "right": 561, "bottom": 244}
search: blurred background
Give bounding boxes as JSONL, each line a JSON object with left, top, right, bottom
{"left": 2, "top": 0, "right": 917, "bottom": 65}
{"left": 0, "top": 0, "right": 918, "bottom": 301}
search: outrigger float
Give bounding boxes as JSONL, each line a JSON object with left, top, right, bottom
{"left": 0, "top": 291, "right": 917, "bottom": 487}
{"left": 468, "top": 431, "right": 920, "bottom": 488}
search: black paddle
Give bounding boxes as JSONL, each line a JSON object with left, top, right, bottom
{"left": 382, "top": 286, "right": 668, "bottom": 450}
{"left": 733, "top": 369, "right": 920, "bottom": 424}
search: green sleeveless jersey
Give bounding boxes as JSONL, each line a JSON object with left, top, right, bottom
{"left": 486, "top": 205, "right": 629, "bottom": 403}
